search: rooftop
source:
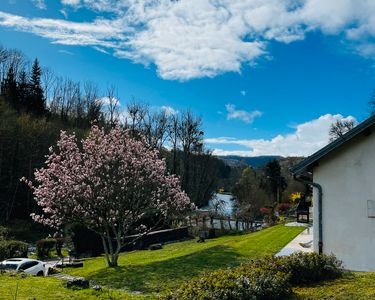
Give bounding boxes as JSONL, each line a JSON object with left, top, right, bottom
{"left": 290, "top": 114, "right": 375, "bottom": 175}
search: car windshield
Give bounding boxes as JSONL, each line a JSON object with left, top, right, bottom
{"left": 1, "top": 264, "right": 18, "bottom": 270}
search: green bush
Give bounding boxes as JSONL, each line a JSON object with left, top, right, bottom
{"left": 277, "top": 252, "right": 343, "bottom": 285}
{"left": 0, "top": 240, "right": 28, "bottom": 260}
{"left": 0, "top": 226, "right": 9, "bottom": 240}
{"left": 36, "top": 238, "right": 56, "bottom": 258}
{"left": 164, "top": 253, "right": 343, "bottom": 300}
{"left": 164, "top": 264, "right": 290, "bottom": 300}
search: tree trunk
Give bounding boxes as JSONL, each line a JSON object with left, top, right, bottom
{"left": 100, "top": 227, "right": 120, "bottom": 267}
{"left": 100, "top": 235, "right": 111, "bottom": 267}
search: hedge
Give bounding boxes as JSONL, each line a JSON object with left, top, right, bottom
{"left": 163, "top": 253, "right": 343, "bottom": 300}
{"left": 36, "top": 239, "right": 56, "bottom": 258}
{"left": 0, "top": 240, "right": 28, "bottom": 261}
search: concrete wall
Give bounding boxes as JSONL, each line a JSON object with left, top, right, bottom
{"left": 312, "top": 128, "right": 375, "bottom": 271}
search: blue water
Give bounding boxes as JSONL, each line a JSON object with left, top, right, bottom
{"left": 202, "top": 193, "right": 234, "bottom": 216}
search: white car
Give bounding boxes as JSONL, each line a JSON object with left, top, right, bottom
{"left": 0, "top": 258, "right": 46, "bottom": 276}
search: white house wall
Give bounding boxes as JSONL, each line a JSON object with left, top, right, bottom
{"left": 313, "top": 130, "right": 375, "bottom": 271}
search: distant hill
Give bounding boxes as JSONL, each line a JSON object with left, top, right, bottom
{"left": 217, "top": 155, "right": 283, "bottom": 168}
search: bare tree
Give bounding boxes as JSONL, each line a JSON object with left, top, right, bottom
{"left": 178, "top": 110, "right": 204, "bottom": 155}
{"left": 178, "top": 110, "right": 204, "bottom": 193}
{"left": 63, "top": 79, "right": 80, "bottom": 122}
{"left": 42, "top": 67, "right": 56, "bottom": 103}
{"left": 103, "top": 85, "right": 120, "bottom": 127}
{"left": 83, "top": 81, "right": 102, "bottom": 125}
{"left": 329, "top": 119, "right": 356, "bottom": 141}
{"left": 0, "top": 46, "right": 8, "bottom": 83}
{"left": 143, "top": 110, "right": 170, "bottom": 149}
{"left": 125, "top": 100, "right": 148, "bottom": 134}
{"left": 168, "top": 113, "right": 180, "bottom": 174}
{"left": 0, "top": 48, "right": 26, "bottom": 90}
{"left": 49, "top": 78, "right": 80, "bottom": 123}
{"left": 4, "top": 49, "right": 25, "bottom": 79}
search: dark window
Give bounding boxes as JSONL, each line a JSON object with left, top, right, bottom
{"left": 0, "top": 264, "right": 18, "bottom": 270}
{"left": 19, "top": 261, "right": 38, "bottom": 270}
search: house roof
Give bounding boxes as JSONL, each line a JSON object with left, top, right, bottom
{"left": 290, "top": 114, "right": 375, "bottom": 175}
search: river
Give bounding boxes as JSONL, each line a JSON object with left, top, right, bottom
{"left": 201, "top": 193, "right": 234, "bottom": 217}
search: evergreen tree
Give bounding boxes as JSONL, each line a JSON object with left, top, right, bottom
{"left": 1, "top": 65, "right": 19, "bottom": 110}
{"left": 18, "top": 69, "right": 30, "bottom": 109}
{"left": 263, "top": 160, "right": 287, "bottom": 203}
{"left": 29, "top": 58, "right": 45, "bottom": 115}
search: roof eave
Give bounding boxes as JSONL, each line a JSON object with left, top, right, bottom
{"left": 290, "top": 114, "right": 375, "bottom": 175}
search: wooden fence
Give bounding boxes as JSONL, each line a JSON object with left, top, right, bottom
{"left": 186, "top": 215, "right": 263, "bottom": 231}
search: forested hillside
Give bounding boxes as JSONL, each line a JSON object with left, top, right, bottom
{"left": 0, "top": 45, "right": 237, "bottom": 223}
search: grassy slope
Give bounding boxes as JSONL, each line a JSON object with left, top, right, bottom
{"left": 292, "top": 272, "right": 375, "bottom": 300}
{"left": 67, "top": 225, "right": 304, "bottom": 294}
{"left": 0, "top": 274, "right": 136, "bottom": 300}
{"left": 0, "top": 225, "right": 304, "bottom": 299}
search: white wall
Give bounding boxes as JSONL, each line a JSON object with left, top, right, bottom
{"left": 312, "top": 129, "right": 375, "bottom": 271}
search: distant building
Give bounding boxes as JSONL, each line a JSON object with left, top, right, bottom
{"left": 291, "top": 114, "right": 375, "bottom": 271}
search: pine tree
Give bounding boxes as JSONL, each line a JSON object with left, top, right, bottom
{"left": 1, "top": 65, "right": 19, "bottom": 110}
{"left": 263, "top": 160, "right": 287, "bottom": 203}
{"left": 18, "top": 69, "right": 30, "bottom": 110}
{"left": 29, "top": 58, "right": 45, "bottom": 115}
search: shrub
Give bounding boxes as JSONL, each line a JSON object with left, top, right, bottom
{"left": 277, "top": 252, "right": 343, "bottom": 285}
{"left": 277, "top": 203, "right": 291, "bottom": 213}
{"left": 36, "top": 238, "right": 56, "bottom": 258}
{"left": 0, "top": 240, "right": 28, "bottom": 260}
{"left": 164, "top": 253, "right": 343, "bottom": 300}
{"left": 0, "top": 226, "right": 9, "bottom": 240}
{"left": 164, "top": 264, "right": 290, "bottom": 300}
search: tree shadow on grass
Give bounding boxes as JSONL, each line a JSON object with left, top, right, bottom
{"left": 86, "top": 245, "right": 242, "bottom": 293}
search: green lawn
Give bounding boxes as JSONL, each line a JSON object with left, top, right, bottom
{"left": 0, "top": 273, "right": 135, "bottom": 300}
{"left": 0, "top": 225, "right": 304, "bottom": 299}
{"left": 292, "top": 272, "right": 375, "bottom": 300}
{"left": 66, "top": 225, "right": 304, "bottom": 295}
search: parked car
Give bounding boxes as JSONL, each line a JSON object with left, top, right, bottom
{"left": 0, "top": 258, "right": 46, "bottom": 276}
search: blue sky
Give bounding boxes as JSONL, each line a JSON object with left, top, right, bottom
{"left": 1, "top": 0, "right": 375, "bottom": 156}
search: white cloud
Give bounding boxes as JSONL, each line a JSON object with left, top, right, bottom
{"left": 61, "top": 0, "right": 80, "bottom": 6}
{"left": 225, "top": 104, "right": 262, "bottom": 124}
{"left": 2, "top": 1, "right": 375, "bottom": 80}
{"left": 58, "top": 49, "right": 74, "bottom": 55}
{"left": 96, "top": 96, "right": 120, "bottom": 107}
{"left": 32, "top": 0, "right": 46, "bottom": 10}
{"left": 60, "top": 9, "right": 68, "bottom": 19}
{"left": 161, "top": 105, "right": 178, "bottom": 116}
{"left": 93, "top": 46, "right": 110, "bottom": 55}
{"left": 206, "top": 114, "right": 357, "bottom": 157}
{"left": 240, "top": 90, "right": 246, "bottom": 96}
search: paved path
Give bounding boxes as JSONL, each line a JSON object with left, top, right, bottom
{"left": 276, "top": 226, "right": 313, "bottom": 256}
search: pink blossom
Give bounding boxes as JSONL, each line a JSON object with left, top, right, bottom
{"left": 24, "top": 125, "right": 193, "bottom": 267}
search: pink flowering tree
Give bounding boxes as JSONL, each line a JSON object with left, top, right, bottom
{"left": 23, "top": 125, "right": 193, "bottom": 267}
